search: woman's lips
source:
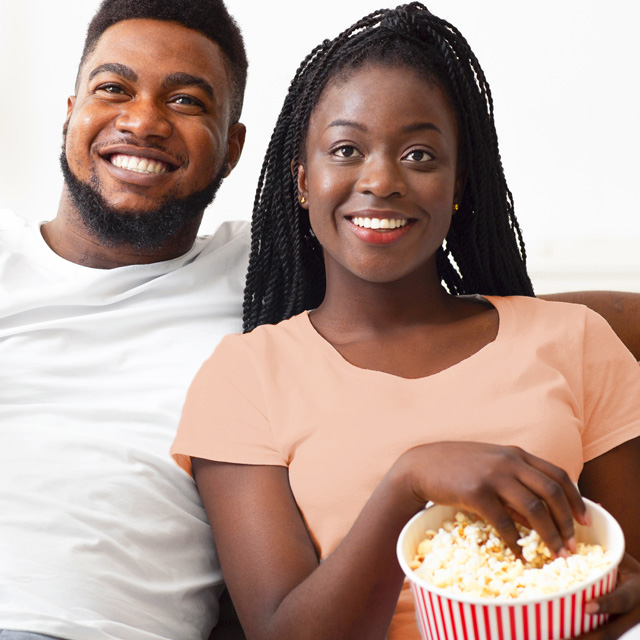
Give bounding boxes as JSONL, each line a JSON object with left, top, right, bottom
{"left": 346, "top": 216, "right": 416, "bottom": 245}
{"left": 351, "top": 216, "right": 408, "bottom": 230}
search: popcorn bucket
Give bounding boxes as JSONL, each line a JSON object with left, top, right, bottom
{"left": 397, "top": 500, "right": 625, "bottom": 640}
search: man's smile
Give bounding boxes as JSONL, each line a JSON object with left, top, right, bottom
{"left": 97, "top": 145, "right": 181, "bottom": 178}
{"left": 109, "top": 154, "right": 171, "bottom": 174}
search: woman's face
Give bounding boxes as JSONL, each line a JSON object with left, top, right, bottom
{"left": 298, "top": 63, "right": 461, "bottom": 288}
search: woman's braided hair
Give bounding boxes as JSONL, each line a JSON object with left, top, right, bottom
{"left": 243, "top": 2, "right": 534, "bottom": 333}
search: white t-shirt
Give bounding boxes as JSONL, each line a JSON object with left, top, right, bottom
{"left": 0, "top": 209, "right": 249, "bottom": 640}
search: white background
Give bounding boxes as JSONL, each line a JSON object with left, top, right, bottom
{"left": 1, "top": 0, "right": 638, "bottom": 293}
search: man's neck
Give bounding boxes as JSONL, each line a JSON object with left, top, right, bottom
{"left": 42, "top": 194, "right": 202, "bottom": 269}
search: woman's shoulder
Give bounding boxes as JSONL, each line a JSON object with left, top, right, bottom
{"left": 488, "top": 295, "right": 636, "bottom": 361}
{"left": 213, "top": 311, "right": 314, "bottom": 366}
{"left": 484, "top": 295, "right": 602, "bottom": 347}
{"left": 488, "top": 294, "right": 593, "bottom": 323}
{"left": 227, "top": 311, "right": 311, "bottom": 345}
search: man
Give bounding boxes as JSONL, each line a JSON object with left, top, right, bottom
{"left": 0, "top": 1, "right": 248, "bottom": 639}
{"left": 1, "top": 1, "right": 639, "bottom": 640}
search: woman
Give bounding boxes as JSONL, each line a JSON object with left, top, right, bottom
{"left": 172, "top": 4, "right": 640, "bottom": 638}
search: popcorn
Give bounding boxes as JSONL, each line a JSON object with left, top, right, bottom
{"left": 410, "top": 511, "right": 613, "bottom": 599}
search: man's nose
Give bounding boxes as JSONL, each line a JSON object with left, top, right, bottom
{"left": 115, "top": 97, "right": 172, "bottom": 140}
{"left": 356, "top": 155, "right": 407, "bottom": 199}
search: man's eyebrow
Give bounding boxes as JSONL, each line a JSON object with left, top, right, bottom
{"left": 88, "top": 63, "right": 138, "bottom": 83}
{"left": 163, "top": 73, "right": 214, "bottom": 99}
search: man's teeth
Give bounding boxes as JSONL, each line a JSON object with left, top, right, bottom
{"left": 110, "top": 154, "right": 169, "bottom": 174}
{"left": 351, "top": 217, "right": 408, "bottom": 230}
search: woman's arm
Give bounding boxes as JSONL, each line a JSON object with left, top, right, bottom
{"left": 579, "top": 436, "right": 640, "bottom": 558}
{"left": 575, "top": 436, "right": 640, "bottom": 639}
{"left": 540, "top": 291, "right": 640, "bottom": 360}
{"left": 194, "top": 460, "right": 408, "bottom": 640}
{"left": 194, "top": 443, "right": 588, "bottom": 640}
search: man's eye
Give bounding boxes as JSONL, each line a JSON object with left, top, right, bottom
{"left": 333, "top": 145, "right": 362, "bottom": 158}
{"left": 97, "top": 83, "right": 126, "bottom": 95}
{"left": 171, "top": 95, "right": 205, "bottom": 109}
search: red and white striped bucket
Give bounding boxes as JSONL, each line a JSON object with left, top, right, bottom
{"left": 397, "top": 500, "right": 624, "bottom": 640}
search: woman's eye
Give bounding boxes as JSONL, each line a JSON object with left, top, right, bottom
{"left": 332, "top": 145, "right": 362, "bottom": 159}
{"left": 404, "top": 149, "right": 434, "bottom": 163}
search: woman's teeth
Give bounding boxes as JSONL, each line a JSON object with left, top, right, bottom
{"left": 110, "top": 154, "right": 169, "bottom": 174}
{"left": 351, "top": 217, "right": 408, "bottom": 230}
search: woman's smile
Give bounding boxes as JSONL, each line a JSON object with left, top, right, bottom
{"left": 346, "top": 212, "right": 415, "bottom": 245}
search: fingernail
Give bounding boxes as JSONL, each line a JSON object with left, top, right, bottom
{"left": 580, "top": 510, "right": 592, "bottom": 527}
{"left": 558, "top": 548, "right": 570, "bottom": 559}
{"left": 585, "top": 601, "right": 599, "bottom": 614}
{"left": 566, "top": 536, "right": 577, "bottom": 553}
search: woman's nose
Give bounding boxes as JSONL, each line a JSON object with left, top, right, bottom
{"left": 356, "top": 155, "right": 407, "bottom": 198}
{"left": 115, "top": 98, "right": 173, "bottom": 140}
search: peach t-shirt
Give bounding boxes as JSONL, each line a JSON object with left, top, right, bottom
{"left": 172, "top": 296, "right": 640, "bottom": 639}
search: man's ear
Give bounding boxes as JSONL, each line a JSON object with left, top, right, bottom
{"left": 66, "top": 96, "right": 76, "bottom": 121}
{"left": 297, "top": 163, "right": 309, "bottom": 209}
{"left": 223, "top": 122, "right": 246, "bottom": 177}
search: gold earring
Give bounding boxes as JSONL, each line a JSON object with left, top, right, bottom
{"left": 453, "top": 203, "right": 459, "bottom": 211}
{"left": 300, "top": 196, "right": 306, "bottom": 204}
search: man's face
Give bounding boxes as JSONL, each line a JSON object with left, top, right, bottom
{"left": 63, "top": 19, "right": 244, "bottom": 244}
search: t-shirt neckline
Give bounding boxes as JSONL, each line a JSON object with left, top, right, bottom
{"left": 34, "top": 220, "right": 206, "bottom": 275}
{"left": 299, "top": 295, "right": 507, "bottom": 382}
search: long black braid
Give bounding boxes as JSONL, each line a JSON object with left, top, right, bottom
{"left": 243, "top": 2, "right": 534, "bottom": 333}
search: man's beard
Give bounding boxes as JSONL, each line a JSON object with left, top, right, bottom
{"left": 59, "top": 140, "right": 227, "bottom": 251}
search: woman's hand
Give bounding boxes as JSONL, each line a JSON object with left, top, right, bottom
{"left": 579, "top": 554, "right": 640, "bottom": 639}
{"left": 394, "top": 441, "right": 589, "bottom": 557}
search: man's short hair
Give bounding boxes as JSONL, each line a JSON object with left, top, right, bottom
{"left": 77, "top": 0, "right": 248, "bottom": 122}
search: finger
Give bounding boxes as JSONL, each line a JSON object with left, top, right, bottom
{"left": 519, "top": 449, "right": 589, "bottom": 526}
{"left": 472, "top": 497, "right": 522, "bottom": 557}
{"left": 580, "top": 556, "right": 640, "bottom": 638}
{"left": 505, "top": 505, "right": 531, "bottom": 530}
{"left": 509, "top": 450, "right": 588, "bottom": 551}
{"left": 585, "top": 580, "right": 640, "bottom": 616}
{"left": 502, "top": 480, "right": 569, "bottom": 556}
{"left": 576, "top": 613, "right": 640, "bottom": 640}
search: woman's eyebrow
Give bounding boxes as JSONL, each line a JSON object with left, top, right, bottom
{"left": 326, "top": 120, "right": 443, "bottom": 134}
{"left": 327, "top": 119, "right": 367, "bottom": 132}
{"left": 88, "top": 63, "right": 137, "bottom": 83}
{"left": 402, "top": 122, "right": 443, "bottom": 134}
{"left": 162, "top": 72, "right": 214, "bottom": 99}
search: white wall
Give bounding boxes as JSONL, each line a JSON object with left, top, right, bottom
{"left": 1, "top": 0, "right": 638, "bottom": 292}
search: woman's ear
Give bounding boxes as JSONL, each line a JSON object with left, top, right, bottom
{"left": 453, "top": 167, "right": 466, "bottom": 212}
{"left": 297, "top": 164, "right": 309, "bottom": 210}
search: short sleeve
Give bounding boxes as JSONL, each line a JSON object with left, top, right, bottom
{"left": 171, "top": 333, "right": 286, "bottom": 475}
{"left": 581, "top": 308, "right": 640, "bottom": 461}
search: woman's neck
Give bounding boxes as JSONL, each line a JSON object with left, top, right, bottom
{"left": 312, "top": 269, "right": 455, "bottom": 335}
